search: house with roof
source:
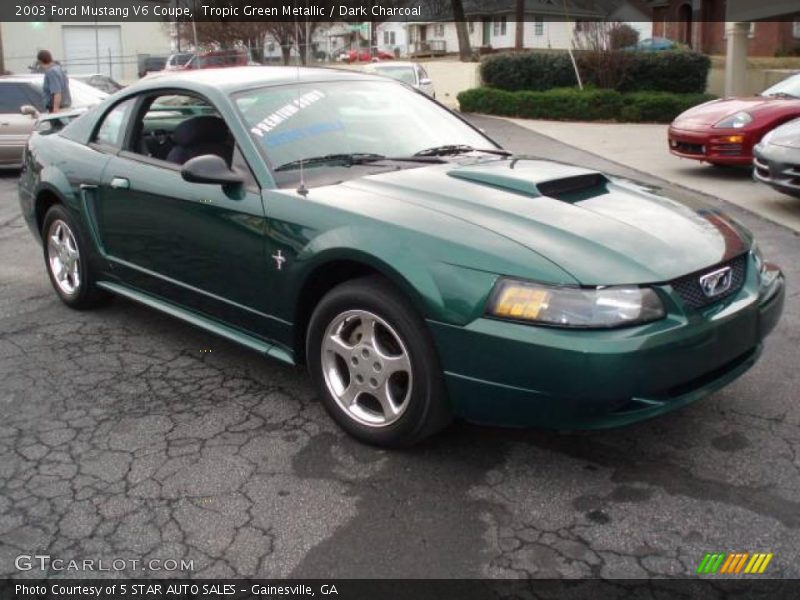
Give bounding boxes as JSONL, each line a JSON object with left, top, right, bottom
{"left": 647, "top": 1, "right": 800, "bottom": 56}
{"left": 374, "top": 0, "right": 653, "bottom": 57}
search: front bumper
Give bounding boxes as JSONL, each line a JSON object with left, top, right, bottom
{"left": 753, "top": 143, "right": 800, "bottom": 198}
{"left": 429, "top": 261, "right": 785, "bottom": 429}
{"left": 668, "top": 126, "right": 754, "bottom": 165}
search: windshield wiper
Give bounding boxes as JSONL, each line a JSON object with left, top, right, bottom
{"left": 275, "top": 152, "right": 445, "bottom": 172}
{"left": 765, "top": 92, "right": 798, "bottom": 99}
{"left": 275, "top": 153, "right": 386, "bottom": 172}
{"left": 413, "top": 144, "right": 512, "bottom": 157}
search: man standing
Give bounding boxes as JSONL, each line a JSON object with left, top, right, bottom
{"left": 37, "top": 50, "right": 71, "bottom": 113}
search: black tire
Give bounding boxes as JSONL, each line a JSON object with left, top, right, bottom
{"left": 307, "top": 276, "right": 452, "bottom": 447}
{"left": 41, "top": 204, "right": 110, "bottom": 309}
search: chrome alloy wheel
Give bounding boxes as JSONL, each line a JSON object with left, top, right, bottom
{"left": 47, "top": 220, "right": 81, "bottom": 295}
{"left": 321, "top": 310, "right": 413, "bottom": 427}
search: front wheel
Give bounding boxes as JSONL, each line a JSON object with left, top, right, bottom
{"left": 306, "top": 277, "right": 452, "bottom": 447}
{"left": 42, "top": 204, "right": 110, "bottom": 309}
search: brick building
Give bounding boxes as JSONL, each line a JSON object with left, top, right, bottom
{"left": 648, "top": 0, "right": 800, "bottom": 56}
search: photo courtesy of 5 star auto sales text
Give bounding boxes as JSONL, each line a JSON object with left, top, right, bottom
{"left": 0, "top": 0, "right": 799, "bottom": 598}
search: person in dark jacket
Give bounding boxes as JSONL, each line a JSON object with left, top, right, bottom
{"left": 37, "top": 50, "right": 71, "bottom": 112}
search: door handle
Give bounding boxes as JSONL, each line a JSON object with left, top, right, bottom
{"left": 110, "top": 177, "right": 130, "bottom": 190}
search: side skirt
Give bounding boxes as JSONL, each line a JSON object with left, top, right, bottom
{"left": 97, "top": 281, "right": 295, "bottom": 366}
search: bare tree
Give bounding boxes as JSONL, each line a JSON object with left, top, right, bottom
{"left": 572, "top": 21, "right": 634, "bottom": 89}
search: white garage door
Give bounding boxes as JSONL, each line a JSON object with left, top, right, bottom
{"left": 62, "top": 25, "right": 122, "bottom": 80}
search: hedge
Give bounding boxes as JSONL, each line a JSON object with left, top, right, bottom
{"left": 457, "top": 87, "right": 716, "bottom": 123}
{"left": 480, "top": 51, "right": 711, "bottom": 94}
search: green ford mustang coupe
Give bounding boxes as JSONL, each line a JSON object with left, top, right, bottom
{"left": 18, "top": 67, "right": 785, "bottom": 446}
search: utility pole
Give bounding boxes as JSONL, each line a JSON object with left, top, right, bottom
{"left": 0, "top": 23, "right": 5, "bottom": 73}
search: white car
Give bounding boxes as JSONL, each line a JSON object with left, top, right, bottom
{"left": 361, "top": 62, "right": 435, "bottom": 98}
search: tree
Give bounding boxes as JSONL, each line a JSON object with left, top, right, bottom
{"left": 451, "top": 0, "right": 472, "bottom": 61}
{"left": 572, "top": 21, "right": 635, "bottom": 90}
{"left": 515, "top": 0, "right": 524, "bottom": 51}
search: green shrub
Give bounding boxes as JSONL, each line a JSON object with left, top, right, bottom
{"left": 619, "top": 92, "right": 716, "bottom": 122}
{"left": 480, "top": 52, "right": 578, "bottom": 92}
{"left": 618, "top": 52, "right": 711, "bottom": 94}
{"left": 457, "top": 87, "right": 716, "bottom": 123}
{"left": 480, "top": 51, "right": 711, "bottom": 94}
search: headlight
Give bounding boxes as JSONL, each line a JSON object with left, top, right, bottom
{"left": 487, "top": 278, "right": 665, "bottom": 329}
{"left": 714, "top": 111, "right": 753, "bottom": 129}
{"left": 752, "top": 243, "right": 766, "bottom": 275}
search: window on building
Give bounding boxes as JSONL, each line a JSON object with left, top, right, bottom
{"left": 535, "top": 17, "right": 544, "bottom": 36}
{"left": 434, "top": 24, "right": 445, "bottom": 37}
{"left": 493, "top": 17, "right": 507, "bottom": 36}
{"left": 469, "top": 21, "right": 475, "bottom": 34}
{"left": 793, "top": 18, "right": 800, "bottom": 38}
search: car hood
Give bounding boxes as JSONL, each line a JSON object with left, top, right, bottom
{"left": 340, "top": 158, "right": 749, "bottom": 285}
{"left": 764, "top": 117, "right": 800, "bottom": 148}
{"left": 673, "top": 96, "right": 800, "bottom": 128}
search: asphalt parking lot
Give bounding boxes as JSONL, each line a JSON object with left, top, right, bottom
{"left": 1, "top": 116, "right": 799, "bottom": 579}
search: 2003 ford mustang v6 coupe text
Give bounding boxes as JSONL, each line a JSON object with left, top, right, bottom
{"left": 19, "top": 67, "right": 785, "bottom": 446}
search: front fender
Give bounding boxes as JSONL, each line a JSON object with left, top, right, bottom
{"left": 285, "top": 224, "right": 499, "bottom": 325}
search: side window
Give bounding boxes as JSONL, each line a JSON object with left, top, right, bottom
{"left": 94, "top": 97, "right": 137, "bottom": 149}
{"left": 0, "top": 83, "right": 36, "bottom": 114}
{"left": 129, "top": 93, "right": 234, "bottom": 167}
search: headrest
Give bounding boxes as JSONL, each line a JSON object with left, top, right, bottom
{"left": 172, "top": 116, "right": 228, "bottom": 146}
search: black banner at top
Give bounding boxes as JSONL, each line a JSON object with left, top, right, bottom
{"left": 2, "top": 0, "right": 800, "bottom": 23}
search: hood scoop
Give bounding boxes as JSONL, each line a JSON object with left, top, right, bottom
{"left": 448, "top": 159, "right": 609, "bottom": 202}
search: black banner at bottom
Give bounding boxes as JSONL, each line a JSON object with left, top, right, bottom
{"left": 2, "top": 579, "right": 800, "bottom": 600}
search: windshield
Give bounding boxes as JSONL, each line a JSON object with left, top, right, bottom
{"left": 762, "top": 74, "right": 800, "bottom": 98}
{"left": 235, "top": 80, "right": 491, "bottom": 170}
{"left": 170, "top": 53, "right": 193, "bottom": 66}
{"left": 373, "top": 66, "right": 417, "bottom": 85}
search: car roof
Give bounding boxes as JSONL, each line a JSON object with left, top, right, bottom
{"left": 369, "top": 62, "right": 417, "bottom": 68}
{"left": 0, "top": 74, "right": 44, "bottom": 82}
{"left": 133, "top": 66, "right": 387, "bottom": 93}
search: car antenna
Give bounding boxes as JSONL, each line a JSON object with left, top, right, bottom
{"left": 295, "top": 17, "right": 309, "bottom": 198}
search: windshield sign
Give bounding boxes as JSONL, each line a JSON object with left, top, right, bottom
{"left": 234, "top": 81, "right": 490, "bottom": 170}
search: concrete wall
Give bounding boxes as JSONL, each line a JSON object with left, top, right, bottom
{"left": 1, "top": 22, "right": 172, "bottom": 81}
{"left": 334, "top": 60, "right": 480, "bottom": 108}
{"left": 706, "top": 67, "right": 800, "bottom": 97}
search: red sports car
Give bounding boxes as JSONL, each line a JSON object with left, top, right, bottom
{"left": 668, "top": 73, "right": 800, "bottom": 166}
{"left": 339, "top": 49, "right": 394, "bottom": 63}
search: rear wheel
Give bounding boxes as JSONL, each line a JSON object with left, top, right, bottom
{"left": 307, "top": 277, "right": 452, "bottom": 447}
{"left": 42, "top": 204, "right": 110, "bottom": 309}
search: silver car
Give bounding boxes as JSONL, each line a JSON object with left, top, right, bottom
{"left": 0, "top": 74, "right": 107, "bottom": 168}
{"left": 361, "top": 61, "right": 435, "bottom": 98}
{"left": 754, "top": 117, "right": 800, "bottom": 198}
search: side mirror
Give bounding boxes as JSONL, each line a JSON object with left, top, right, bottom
{"left": 181, "top": 154, "right": 243, "bottom": 186}
{"left": 20, "top": 105, "right": 40, "bottom": 118}
{"left": 419, "top": 77, "right": 432, "bottom": 86}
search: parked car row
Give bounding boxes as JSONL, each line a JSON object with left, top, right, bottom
{"left": 139, "top": 49, "right": 250, "bottom": 78}
{"left": 668, "top": 72, "right": 800, "bottom": 198}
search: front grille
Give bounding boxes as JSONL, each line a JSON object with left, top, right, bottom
{"left": 754, "top": 156, "right": 800, "bottom": 189}
{"left": 670, "top": 254, "right": 748, "bottom": 310}
{"left": 673, "top": 141, "right": 704, "bottom": 155}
